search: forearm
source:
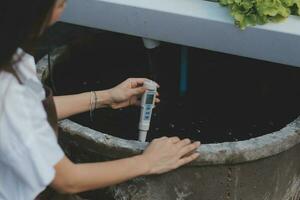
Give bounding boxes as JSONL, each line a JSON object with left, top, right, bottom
{"left": 52, "top": 156, "right": 149, "bottom": 194}
{"left": 54, "top": 90, "right": 112, "bottom": 119}
{"left": 73, "top": 156, "right": 148, "bottom": 192}
{"left": 52, "top": 137, "right": 200, "bottom": 194}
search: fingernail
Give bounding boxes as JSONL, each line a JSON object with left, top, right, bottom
{"left": 195, "top": 141, "right": 201, "bottom": 146}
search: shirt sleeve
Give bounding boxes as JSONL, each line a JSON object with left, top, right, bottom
{"left": 0, "top": 81, "right": 64, "bottom": 199}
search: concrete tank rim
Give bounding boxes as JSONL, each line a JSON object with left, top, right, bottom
{"left": 37, "top": 47, "right": 300, "bottom": 166}
{"left": 58, "top": 117, "right": 300, "bottom": 166}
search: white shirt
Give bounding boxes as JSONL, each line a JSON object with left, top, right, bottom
{"left": 0, "top": 49, "right": 64, "bottom": 200}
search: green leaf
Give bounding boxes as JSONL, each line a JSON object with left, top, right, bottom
{"left": 219, "top": 0, "right": 299, "bottom": 29}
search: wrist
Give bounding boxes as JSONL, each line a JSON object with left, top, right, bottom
{"left": 133, "top": 155, "right": 151, "bottom": 176}
{"left": 95, "top": 90, "right": 113, "bottom": 109}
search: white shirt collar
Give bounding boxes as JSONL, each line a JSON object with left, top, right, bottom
{"left": 12, "top": 48, "right": 45, "bottom": 100}
{"left": 12, "top": 48, "right": 40, "bottom": 85}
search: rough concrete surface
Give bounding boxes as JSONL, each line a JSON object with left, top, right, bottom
{"left": 37, "top": 44, "right": 300, "bottom": 200}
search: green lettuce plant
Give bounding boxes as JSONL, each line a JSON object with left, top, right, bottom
{"left": 220, "top": 0, "right": 300, "bottom": 29}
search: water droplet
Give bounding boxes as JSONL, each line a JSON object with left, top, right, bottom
{"left": 83, "top": 81, "right": 88, "bottom": 85}
{"left": 228, "top": 132, "right": 232, "bottom": 136}
{"left": 234, "top": 138, "right": 238, "bottom": 142}
{"left": 196, "top": 129, "right": 201, "bottom": 133}
{"left": 155, "top": 127, "right": 160, "bottom": 131}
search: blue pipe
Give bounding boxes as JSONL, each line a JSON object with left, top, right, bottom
{"left": 180, "top": 46, "right": 189, "bottom": 96}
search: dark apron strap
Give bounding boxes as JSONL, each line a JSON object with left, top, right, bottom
{"left": 43, "top": 85, "right": 59, "bottom": 135}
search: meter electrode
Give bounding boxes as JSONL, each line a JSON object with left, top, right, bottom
{"left": 138, "top": 80, "right": 157, "bottom": 142}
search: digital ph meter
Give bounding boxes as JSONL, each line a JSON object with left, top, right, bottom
{"left": 138, "top": 80, "right": 157, "bottom": 142}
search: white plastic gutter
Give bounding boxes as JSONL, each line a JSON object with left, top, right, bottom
{"left": 61, "top": 0, "right": 300, "bottom": 67}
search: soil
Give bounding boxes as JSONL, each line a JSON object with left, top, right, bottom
{"left": 51, "top": 31, "right": 300, "bottom": 144}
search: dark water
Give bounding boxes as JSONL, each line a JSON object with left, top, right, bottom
{"left": 51, "top": 31, "right": 300, "bottom": 144}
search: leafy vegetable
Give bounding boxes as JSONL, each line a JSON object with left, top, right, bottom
{"left": 220, "top": 0, "right": 300, "bottom": 29}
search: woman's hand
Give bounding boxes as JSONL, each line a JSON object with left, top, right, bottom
{"left": 141, "top": 137, "right": 201, "bottom": 175}
{"left": 108, "top": 78, "right": 160, "bottom": 109}
{"left": 51, "top": 137, "right": 200, "bottom": 193}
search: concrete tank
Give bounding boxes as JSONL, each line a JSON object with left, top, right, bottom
{"left": 37, "top": 44, "right": 300, "bottom": 200}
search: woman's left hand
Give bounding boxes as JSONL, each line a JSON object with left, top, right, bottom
{"left": 108, "top": 78, "right": 160, "bottom": 109}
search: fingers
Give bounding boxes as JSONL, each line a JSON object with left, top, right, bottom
{"left": 131, "top": 87, "right": 147, "bottom": 96}
{"left": 127, "top": 79, "right": 160, "bottom": 103}
{"left": 169, "top": 137, "right": 181, "bottom": 144}
{"left": 176, "top": 152, "right": 200, "bottom": 167}
{"left": 128, "top": 78, "right": 160, "bottom": 88}
{"left": 133, "top": 100, "right": 141, "bottom": 106}
{"left": 157, "top": 136, "right": 168, "bottom": 141}
{"left": 178, "top": 141, "right": 201, "bottom": 157}
{"left": 176, "top": 138, "right": 192, "bottom": 148}
{"left": 153, "top": 81, "right": 160, "bottom": 88}
{"left": 128, "top": 78, "right": 146, "bottom": 88}
{"left": 145, "top": 136, "right": 200, "bottom": 174}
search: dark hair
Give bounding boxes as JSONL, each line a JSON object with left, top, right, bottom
{"left": 0, "top": 0, "right": 57, "bottom": 69}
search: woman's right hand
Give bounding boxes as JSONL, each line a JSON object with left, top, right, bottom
{"left": 141, "top": 137, "right": 201, "bottom": 175}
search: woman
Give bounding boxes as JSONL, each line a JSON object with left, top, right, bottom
{"left": 0, "top": 0, "right": 201, "bottom": 199}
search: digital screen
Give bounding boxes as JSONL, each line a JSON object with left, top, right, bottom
{"left": 146, "top": 94, "right": 155, "bottom": 104}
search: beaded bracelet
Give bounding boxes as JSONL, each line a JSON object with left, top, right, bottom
{"left": 90, "top": 91, "right": 97, "bottom": 122}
